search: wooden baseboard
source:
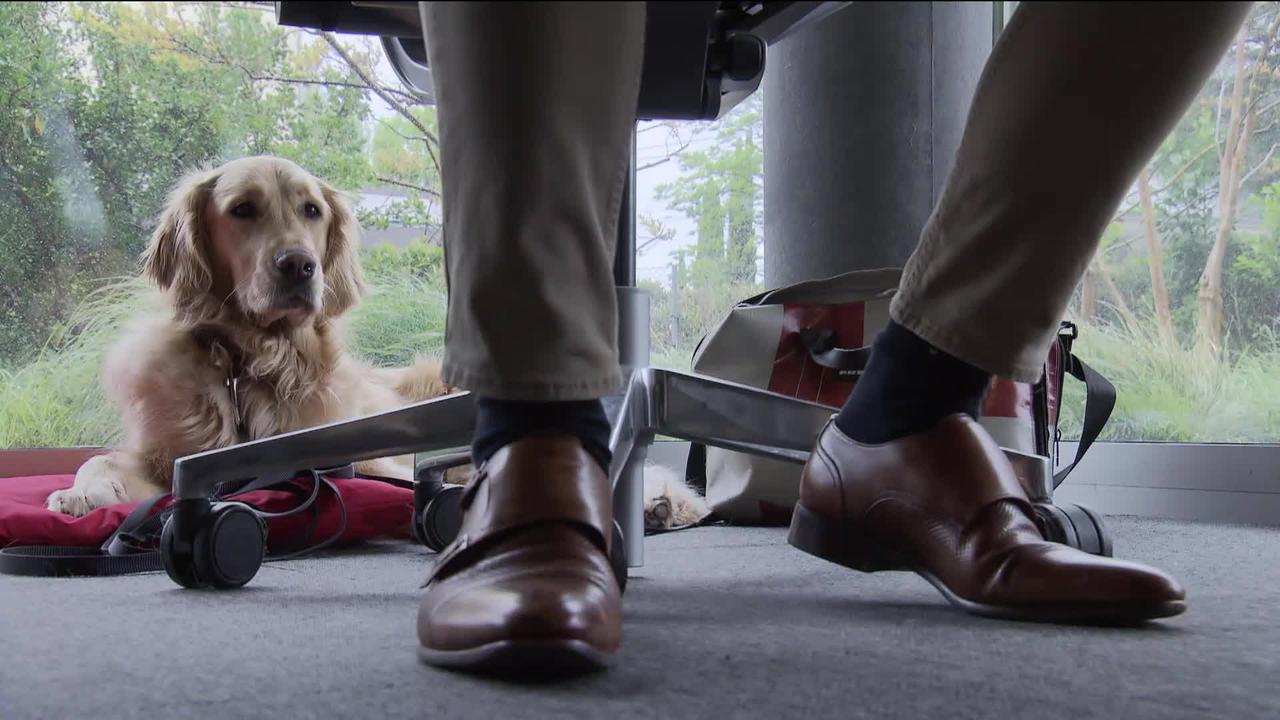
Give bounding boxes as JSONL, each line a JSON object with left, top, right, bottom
{"left": 0, "top": 448, "right": 107, "bottom": 478}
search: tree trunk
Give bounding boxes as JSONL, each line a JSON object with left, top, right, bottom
{"left": 1194, "top": 15, "right": 1280, "bottom": 360}
{"left": 695, "top": 188, "right": 725, "bottom": 262}
{"left": 1080, "top": 265, "right": 1097, "bottom": 321}
{"left": 1097, "top": 261, "right": 1138, "bottom": 328}
{"left": 1195, "top": 30, "right": 1249, "bottom": 361}
{"left": 1138, "top": 168, "right": 1175, "bottom": 345}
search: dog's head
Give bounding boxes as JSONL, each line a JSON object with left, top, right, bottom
{"left": 142, "top": 156, "right": 365, "bottom": 328}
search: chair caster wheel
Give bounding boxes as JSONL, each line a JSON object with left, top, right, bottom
{"left": 412, "top": 453, "right": 474, "bottom": 552}
{"left": 414, "top": 484, "right": 465, "bottom": 552}
{"left": 610, "top": 520, "right": 628, "bottom": 594}
{"left": 161, "top": 499, "right": 266, "bottom": 589}
{"left": 1033, "top": 502, "right": 1113, "bottom": 557}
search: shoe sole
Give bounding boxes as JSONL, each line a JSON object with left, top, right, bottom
{"left": 418, "top": 639, "right": 614, "bottom": 677}
{"left": 788, "top": 503, "right": 1187, "bottom": 625}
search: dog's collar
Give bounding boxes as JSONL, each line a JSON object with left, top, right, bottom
{"left": 190, "top": 325, "right": 250, "bottom": 444}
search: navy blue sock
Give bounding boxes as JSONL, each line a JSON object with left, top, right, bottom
{"left": 472, "top": 398, "right": 612, "bottom": 472}
{"left": 834, "top": 321, "right": 992, "bottom": 444}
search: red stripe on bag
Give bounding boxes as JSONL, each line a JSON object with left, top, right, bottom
{"left": 767, "top": 303, "right": 865, "bottom": 407}
{"left": 765, "top": 302, "right": 1035, "bottom": 427}
{"left": 1045, "top": 340, "right": 1064, "bottom": 427}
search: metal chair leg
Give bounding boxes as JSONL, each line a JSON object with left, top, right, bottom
{"left": 171, "top": 365, "right": 1054, "bottom": 572}
{"left": 171, "top": 392, "right": 477, "bottom": 500}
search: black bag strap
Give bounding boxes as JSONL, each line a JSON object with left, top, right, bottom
{"left": 797, "top": 328, "right": 872, "bottom": 374}
{"left": 1052, "top": 353, "right": 1116, "bottom": 489}
{"left": 0, "top": 464, "right": 358, "bottom": 577}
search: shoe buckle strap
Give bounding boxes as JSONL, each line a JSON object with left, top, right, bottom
{"left": 460, "top": 464, "right": 487, "bottom": 510}
{"left": 421, "top": 456, "right": 612, "bottom": 587}
{"left": 423, "top": 533, "right": 469, "bottom": 588}
{"left": 463, "top": 452, "right": 611, "bottom": 546}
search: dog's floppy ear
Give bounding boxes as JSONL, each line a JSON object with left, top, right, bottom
{"left": 143, "top": 169, "right": 218, "bottom": 318}
{"left": 319, "top": 181, "right": 366, "bottom": 318}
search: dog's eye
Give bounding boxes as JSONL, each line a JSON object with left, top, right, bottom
{"left": 230, "top": 202, "right": 257, "bottom": 219}
{"left": 303, "top": 202, "right": 322, "bottom": 219}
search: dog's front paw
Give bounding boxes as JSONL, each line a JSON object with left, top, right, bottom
{"left": 45, "top": 488, "right": 97, "bottom": 517}
{"left": 642, "top": 465, "right": 711, "bottom": 531}
{"left": 644, "top": 494, "right": 675, "bottom": 531}
{"left": 45, "top": 484, "right": 127, "bottom": 516}
{"left": 47, "top": 457, "right": 131, "bottom": 516}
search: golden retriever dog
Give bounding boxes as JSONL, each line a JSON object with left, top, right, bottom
{"left": 46, "top": 156, "right": 450, "bottom": 516}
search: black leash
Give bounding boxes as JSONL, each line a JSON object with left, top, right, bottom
{"left": 0, "top": 546, "right": 163, "bottom": 577}
{"left": 0, "top": 464, "right": 358, "bottom": 578}
{"left": 0, "top": 493, "right": 169, "bottom": 577}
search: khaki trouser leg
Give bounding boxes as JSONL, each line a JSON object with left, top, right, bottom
{"left": 422, "top": 2, "right": 645, "bottom": 400}
{"left": 892, "top": 2, "right": 1251, "bottom": 382}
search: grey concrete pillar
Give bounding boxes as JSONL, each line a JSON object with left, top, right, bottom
{"left": 763, "top": 2, "right": 995, "bottom": 286}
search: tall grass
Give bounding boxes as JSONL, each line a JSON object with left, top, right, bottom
{"left": 346, "top": 269, "right": 447, "bottom": 367}
{"left": 1059, "top": 319, "right": 1280, "bottom": 443}
{"left": 0, "top": 269, "right": 449, "bottom": 448}
{"left": 0, "top": 277, "right": 154, "bottom": 448}
{"left": 5, "top": 273, "right": 1280, "bottom": 448}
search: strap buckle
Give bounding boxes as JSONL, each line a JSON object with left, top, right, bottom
{"left": 226, "top": 375, "right": 250, "bottom": 442}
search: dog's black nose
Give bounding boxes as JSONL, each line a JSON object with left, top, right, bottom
{"left": 274, "top": 249, "right": 317, "bottom": 284}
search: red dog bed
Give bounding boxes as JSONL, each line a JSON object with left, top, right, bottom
{"left": 0, "top": 473, "right": 414, "bottom": 550}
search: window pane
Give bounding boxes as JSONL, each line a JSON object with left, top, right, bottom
{"left": 635, "top": 94, "right": 765, "bottom": 371}
{"left": 1004, "top": 2, "right": 1280, "bottom": 443}
{"left": 0, "top": 2, "right": 444, "bottom": 448}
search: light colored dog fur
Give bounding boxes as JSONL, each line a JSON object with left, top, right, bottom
{"left": 47, "top": 156, "right": 449, "bottom": 516}
{"left": 643, "top": 464, "right": 711, "bottom": 531}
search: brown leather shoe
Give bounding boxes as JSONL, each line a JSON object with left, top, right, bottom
{"left": 789, "top": 415, "right": 1186, "bottom": 623}
{"left": 417, "top": 434, "right": 621, "bottom": 675}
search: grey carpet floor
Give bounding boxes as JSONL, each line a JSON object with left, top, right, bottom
{"left": 2, "top": 517, "right": 1277, "bottom": 720}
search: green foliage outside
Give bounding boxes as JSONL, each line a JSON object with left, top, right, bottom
{"left": 1056, "top": 320, "right": 1280, "bottom": 443}
{"left": 0, "top": 1, "right": 436, "bottom": 362}
{"left": 645, "top": 94, "right": 766, "bottom": 359}
{"left": 0, "top": 262, "right": 449, "bottom": 448}
{"left": 1061, "top": 3, "right": 1280, "bottom": 442}
{"left": 6, "top": 2, "right": 1280, "bottom": 448}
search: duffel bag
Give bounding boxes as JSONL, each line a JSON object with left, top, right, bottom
{"left": 687, "top": 268, "right": 1114, "bottom": 525}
